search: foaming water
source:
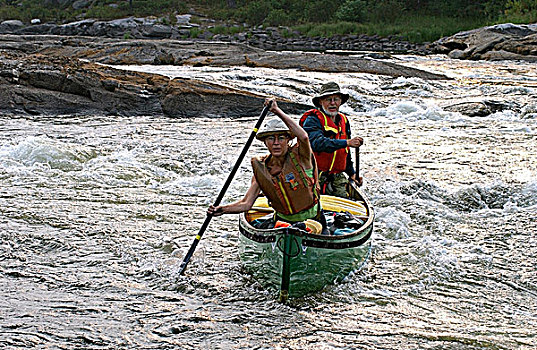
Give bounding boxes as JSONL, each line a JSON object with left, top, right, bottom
{"left": 1, "top": 56, "right": 536, "bottom": 349}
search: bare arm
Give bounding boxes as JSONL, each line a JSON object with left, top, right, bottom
{"left": 207, "top": 176, "right": 261, "bottom": 216}
{"left": 265, "top": 98, "right": 313, "bottom": 167}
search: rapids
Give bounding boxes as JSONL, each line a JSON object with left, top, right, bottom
{"left": 1, "top": 55, "right": 536, "bottom": 349}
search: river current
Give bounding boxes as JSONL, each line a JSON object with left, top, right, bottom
{"left": 1, "top": 55, "right": 536, "bottom": 349}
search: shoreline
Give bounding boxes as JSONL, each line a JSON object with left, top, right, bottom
{"left": 0, "top": 17, "right": 430, "bottom": 56}
{"left": 0, "top": 34, "right": 446, "bottom": 118}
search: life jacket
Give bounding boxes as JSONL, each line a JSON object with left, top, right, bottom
{"left": 299, "top": 109, "right": 349, "bottom": 174}
{"left": 251, "top": 145, "right": 319, "bottom": 216}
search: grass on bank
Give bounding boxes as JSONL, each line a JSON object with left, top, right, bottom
{"left": 294, "top": 15, "right": 491, "bottom": 43}
{"left": 0, "top": 0, "right": 535, "bottom": 43}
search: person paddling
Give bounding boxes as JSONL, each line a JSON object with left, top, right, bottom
{"left": 208, "top": 98, "right": 325, "bottom": 228}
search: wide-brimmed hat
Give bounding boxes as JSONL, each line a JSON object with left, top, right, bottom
{"left": 256, "top": 119, "right": 293, "bottom": 140}
{"left": 312, "top": 82, "right": 350, "bottom": 108}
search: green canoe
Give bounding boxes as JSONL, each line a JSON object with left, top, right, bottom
{"left": 238, "top": 180, "right": 374, "bottom": 302}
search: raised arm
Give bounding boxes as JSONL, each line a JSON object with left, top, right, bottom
{"left": 265, "top": 98, "right": 309, "bottom": 144}
{"left": 264, "top": 98, "right": 312, "bottom": 165}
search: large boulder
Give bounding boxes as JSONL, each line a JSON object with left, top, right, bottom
{"left": 431, "top": 23, "right": 537, "bottom": 61}
{"left": 0, "top": 20, "right": 24, "bottom": 33}
{"left": 0, "top": 49, "right": 308, "bottom": 117}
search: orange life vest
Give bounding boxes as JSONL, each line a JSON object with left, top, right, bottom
{"left": 251, "top": 145, "right": 318, "bottom": 216}
{"left": 300, "top": 109, "right": 349, "bottom": 174}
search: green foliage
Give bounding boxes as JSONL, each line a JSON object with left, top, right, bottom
{"left": 302, "top": 0, "right": 338, "bottom": 23}
{"left": 504, "top": 0, "right": 537, "bottom": 22}
{"left": 208, "top": 24, "right": 242, "bottom": 35}
{"left": 0, "top": 0, "right": 187, "bottom": 23}
{"left": 264, "top": 9, "right": 292, "bottom": 27}
{"left": 234, "top": 0, "right": 271, "bottom": 26}
{"left": 368, "top": 15, "right": 490, "bottom": 42}
{"left": 295, "top": 22, "right": 365, "bottom": 37}
{"left": 189, "top": 27, "right": 203, "bottom": 38}
{"left": 0, "top": 0, "right": 535, "bottom": 43}
{"left": 85, "top": 6, "right": 124, "bottom": 20}
{"left": 335, "top": 0, "right": 368, "bottom": 23}
{"left": 294, "top": 14, "right": 490, "bottom": 43}
{"left": 483, "top": 0, "right": 508, "bottom": 19}
{"left": 366, "top": 0, "right": 405, "bottom": 23}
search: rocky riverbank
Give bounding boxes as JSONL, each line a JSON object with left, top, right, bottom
{"left": 0, "top": 33, "right": 447, "bottom": 118}
{"left": 430, "top": 23, "right": 537, "bottom": 61}
{"left": 0, "top": 16, "right": 428, "bottom": 55}
{"left": 1, "top": 16, "right": 536, "bottom": 118}
{"left": 2, "top": 16, "right": 536, "bottom": 61}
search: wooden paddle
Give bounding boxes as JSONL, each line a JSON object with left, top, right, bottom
{"left": 177, "top": 104, "right": 271, "bottom": 275}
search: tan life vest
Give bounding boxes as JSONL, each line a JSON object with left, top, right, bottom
{"left": 251, "top": 145, "right": 319, "bottom": 216}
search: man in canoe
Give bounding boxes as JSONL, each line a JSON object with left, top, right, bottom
{"left": 208, "top": 98, "right": 325, "bottom": 229}
{"left": 299, "top": 82, "right": 364, "bottom": 198}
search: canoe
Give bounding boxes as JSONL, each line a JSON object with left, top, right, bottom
{"left": 238, "top": 179, "right": 374, "bottom": 302}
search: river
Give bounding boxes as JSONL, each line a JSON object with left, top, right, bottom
{"left": 1, "top": 54, "right": 536, "bottom": 349}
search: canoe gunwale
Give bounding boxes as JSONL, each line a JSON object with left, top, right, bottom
{"left": 239, "top": 224, "right": 278, "bottom": 243}
{"left": 239, "top": 184, "right": 375, "bottom": 248}
{"left": 239, "top": 218, "right": 373, "bottom": 249}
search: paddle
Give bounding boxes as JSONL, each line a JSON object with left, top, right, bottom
{"left": 355, "top": 146, "right": 362, "bottom": 187}
{"left": 177, "top": 104, "right": 272, "bottom": 275}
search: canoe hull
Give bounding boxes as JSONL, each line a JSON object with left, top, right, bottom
{"left": 238, "top": 183, "right": 374, "bottom": 299}
{"left": 238, "top": 223, "right": 372, "bottom": 298}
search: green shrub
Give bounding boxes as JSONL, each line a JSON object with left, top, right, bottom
{"left": 335, "top": 0, "right": 367, "bottom": 23}
{"left": 1, "top": 0, "right": 535, "bottom": 44}
{"left": 264, "top": 9, "right": 292, "bottom": 27}
{"left": 503, "top": 0, "right": 537, "bottom": 22}
{"left": 233, "top": 0, "right": 271, "bottom": 26}
{"left": 189, "top": 27, "right": 202, "bottom": 38}
{"left": 302, "top": 0, "right": 338, "bottom": 23}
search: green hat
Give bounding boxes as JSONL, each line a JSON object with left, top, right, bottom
{"left": 256, "top": 119, "right": 293, "bottom": 140}
{"left": 312, "top": 82, "right": 350, "bottom": 108}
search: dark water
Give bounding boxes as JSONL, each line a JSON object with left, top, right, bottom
{"left": 1, "top": 56, "right": 536, "bottom": 349}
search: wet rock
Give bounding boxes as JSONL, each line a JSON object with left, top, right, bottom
{"left": 0, "top": 20, "right": 24, "bottom": 32}
{"left": 160, "top": 78, "right": 309, "bottom": 118}
{"left": 0, "top": 47, "right": 309, "bottom": 117}
{"left": 521, "top": 103, "right": 537, "bottom": 119}
{"left": 0, "top": 33, "right": 446, "bottom": 118}
{"left": 430, "top": 23, "right": 537, "bottom": 61}
{"left": 443, "top": 100, "right": 520, "bottom": 117}
{"left": 0, "top": 54, "right": 163, "bottom": 116}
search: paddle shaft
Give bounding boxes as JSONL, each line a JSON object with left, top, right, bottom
{"left": 355, "top": 147, "right": 360, "bottom": 179}
{"left": 178, "top": 104, "right": 271, "bottom": 275}
{"left": 355, "top": 146, "right": 361, "bottom": 187}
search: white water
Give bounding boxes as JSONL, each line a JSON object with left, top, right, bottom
{"left": 1, "top": 55, "right": 536, "bottom": 349}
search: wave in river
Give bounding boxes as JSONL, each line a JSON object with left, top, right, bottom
{"left": 2, "top": 55, "right": 536, "bottom": 349}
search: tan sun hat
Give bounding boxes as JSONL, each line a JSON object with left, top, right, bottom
{"left": 256, "top": 119, "right": 293, "bottom": 140}
{"left": 312, "top": 82, "right": 350, "bottom": 108}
